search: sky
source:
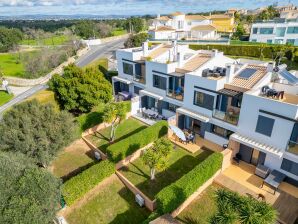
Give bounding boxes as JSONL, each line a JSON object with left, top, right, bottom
{"left": 0, "top": 0, "right": 296, "bottom": 16}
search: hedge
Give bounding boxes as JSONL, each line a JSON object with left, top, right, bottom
{"left": 106, "top": 120, "right": 168, "bottom": 162}
{"left": 156, "top": 152, "right": 223, "bottom": 214}
{"left": 62, "top": 160, "right": 115, "bottom": 205}
{"left": 189, "top": 44, "right": 298, "bottom": 60}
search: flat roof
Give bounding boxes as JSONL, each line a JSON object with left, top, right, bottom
{"left": 259, "top": 93, "right": 298, "bottom": 105}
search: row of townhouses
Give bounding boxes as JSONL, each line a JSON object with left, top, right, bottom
{"left": 112, "top": 41, "right": 298, "bottom": 184}
{"left": 149, "top": 12, "right": 234, "bottom": 41}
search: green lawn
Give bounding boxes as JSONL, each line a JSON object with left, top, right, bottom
{"left": 0, "top": 91, "right": 13, "bottom": 106}
{"left": 21, "top": 35, "right": 69, "bottom": 46}
{"left": 86, "top": 118, "right": 147, "bottom": 153}
{"left": 51, "top": 141, "right": 96, "bottom": 181}
{"left": 119, "top": 146, "right": 214, "bottom": 199}
{"left": 111, "top": 29, "right": 127, "bottom": 36}
{"left": 0, "top": 53, "right": 25, "bottom": 77}
{"left": 176, "top": 184, "right": 221, "bottom": 224}
{"left": 27, "top": 90, "right": 59, "bottom": 110}
{"left": 65, "top": 176, "right": 150, "bottom": 224}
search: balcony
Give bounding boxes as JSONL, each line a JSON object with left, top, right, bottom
{"left": 133, "top": 74, "right": 146, "bottom": 84}
{"left": 287, "top": 140, "right": 298, "bottom": 156}
{"left": 166, "top": 88, "right": 184, "bottom": 101}
{"left": 212, "top": 109, "right": 239, "bottom": 125}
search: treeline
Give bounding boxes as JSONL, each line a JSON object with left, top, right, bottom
{"left": 0, "top": 27, "right": 23, "bottom": 52}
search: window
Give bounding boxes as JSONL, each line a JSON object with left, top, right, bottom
{"left": 287, "top": 26, "right": 298, "bottom": 34}
{"left": 231, "top": 97, "right": 241, "bottom": 108}
{"left": 168, "top": 103, "right": 178, "bottom": 112}
{"left": 267, "top": 39, "right": 273, "bottom": 44}
{"left": 252, "top": 28, "right": 258, "bottom": 34}
{"left": 187, "top": 21, "right": 192, "bottom": 26}
{"left": 251, "top": 39, "right": 257, "bottom": 42}
{"left": 123, "top": 62, "right": 133, "bottom": 75}
{"left": 255, "top": 115, "right": 275, "bottom": 137}
{"left": 178, "top": 20, "right": 184, "bottom": 29}
{"left": 286, "top": 39, "right": 295, "bottom": 45}
{"left": 281, "top": 159, "right": 298, "bottom": 176}
{"left": 212, "top": 125, "right": 233, "bottom": 139}
{"left": 274, "top": 39, "right": 283, "bottom": 44}
{"left": 153, "top": 74, "right": 166, "bottom": 90}
{"left": 193, "top": 91, "right": 214, "bottom": 110}
{"left": 259, "top": 28, "right": 274, "bottom": 34}
{"left": 134, "top": 86, "right": 142, "bottom": 95}
{"left": 276, "top": 27, "right": 286, "bottom": 37}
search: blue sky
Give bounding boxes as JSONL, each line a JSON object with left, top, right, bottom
{"left": 0, "top": 0, "right": 296, "bottom": 16}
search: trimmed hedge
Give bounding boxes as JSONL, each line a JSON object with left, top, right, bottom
{"left": 189, "top": 44, "right": 298, "bottom": 59}
{"left": 62, "top": 160, "right": 115, "bottom": 205}
{"left": 106, "top": 120, "right": 168, "bottom": 162}
{"left": 156, "top": 152, "right": 223, "bottom": 214}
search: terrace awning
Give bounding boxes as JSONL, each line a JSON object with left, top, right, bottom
{"left": 230, "top": 133, "right": 283, "bottom": 158}
{"left": 177, "top": 107, "right": 209, "bottom": 123}
{"left": 139, "top": 90, "right": 163, "bottom": 100}
{"left": 217, "top": 88, "right": 242, "bottom": 98}
{"left": 112, "top": 76, "right": 132, "bottom": 85}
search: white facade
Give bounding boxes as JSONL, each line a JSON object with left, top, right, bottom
{"left": 249, "top": 21, "right": 298, "bottom": 45}
{"left": 113, "top": 41, "right": 298, "bottom": 182}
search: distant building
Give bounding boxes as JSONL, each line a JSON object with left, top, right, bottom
{"left": 249, "top": 20, "right": 298, "bottom": 45}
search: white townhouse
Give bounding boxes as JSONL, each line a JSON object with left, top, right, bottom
{"left": 249, "top": 19, "right": 298, "bottom": 45}
{"left": 149, "top": 12, "right": 219, "bottom": 40}
{"left": 112, "top": 41, "right": 298, "bottom": 184}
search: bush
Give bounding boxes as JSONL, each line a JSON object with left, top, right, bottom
{"left": 106, "top": 121, "right": 168, "bottom": 162}
{"left": 156, "top": 152, "right": 223, "bottom": 214}
{"left": 62, "top": 160, "right": 115, "bottom": 205}
{"left": 189, "top": 44, "right": 298, "bottom": 59}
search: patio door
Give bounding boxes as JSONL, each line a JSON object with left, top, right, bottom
{"left": 239, "top": 144, "right": 253, "bottom": 163}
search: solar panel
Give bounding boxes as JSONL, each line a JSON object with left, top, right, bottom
{"left": 238, "top": 68, "right": 257, "bottom": 79}
{"left": 279, "top": 69, "right": 298, "bottom": 85}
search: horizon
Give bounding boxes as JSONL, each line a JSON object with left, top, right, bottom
{"left": 0, "top": 0, "right": 294, "bottom": 17}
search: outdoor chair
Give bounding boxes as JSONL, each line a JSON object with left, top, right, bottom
{"left": 233, "top": 153, "right": 242, "bottom": 165}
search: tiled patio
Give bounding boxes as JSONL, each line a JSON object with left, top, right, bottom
{"left": 132, "top": 113, "right": 156, "bottom": 126}
{"left": 169, "top": 133, "right": 223, "bottom": 153}
{"left": 215, "top": 162, "right": 298, "bottom": 224}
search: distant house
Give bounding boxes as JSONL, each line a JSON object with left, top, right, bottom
{"left": 148, "top": 12, "right": 234, "bottom": 41}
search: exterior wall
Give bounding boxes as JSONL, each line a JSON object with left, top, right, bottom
{"left": 204, "top": 131, "right": 229, "bottom": 146}
{"left": 211, "top": 18, "right": 235, "bottom": 32}
{"left": 249, "top": 22, "right": 298, "bottom": 45}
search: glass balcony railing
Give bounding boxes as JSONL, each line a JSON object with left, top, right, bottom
{"left": 212, "top": 109, "right": 239, "bottom": 125}
{"left": 133, "top": 74, "right": 146, "bottom": 84}
{"left": 166, "top": 88, "right": 184, "bottom": 101}
{"left": 287, "top": 140, "right": 298, "bottom": 156}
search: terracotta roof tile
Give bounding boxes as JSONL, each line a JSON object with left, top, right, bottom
{"left": 191, "top": 24, "right": 217, "bottom": 31}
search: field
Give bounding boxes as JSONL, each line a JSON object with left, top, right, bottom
{"left": 0, "top": 91, "right": 13, "bottom": 106}
{"left": 65, "top": 175, "right": 150, "bottom": 224}
{"left": 111, "top": 29, "right": 127, "bottom": 36}
{"left": 21, "top": 35, "right": 70, "bottom": 46}
{"left": 120, "top": 146, "right": 213, "bottom": 199}
{"left": 0, "top": 53, "right": 25, "bottom": 77}
{"left": 27, "top": 90, "right": 59, "bottom": 110}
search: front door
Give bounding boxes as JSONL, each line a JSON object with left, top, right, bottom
{"left": 239, "top": 144, "right": 253, "bottom": 163}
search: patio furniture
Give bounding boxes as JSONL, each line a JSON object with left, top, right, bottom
{"left": 169, "top": 125, "right": 186, "bottom": 143}
{"left": 143, "top": 109, "right": 158, "bottom": 119}
{"left": 255, "top": 164, "right": 270, "bottom": 179}
{"left": 118, "top": 91, "right": 130, "bottom": 100}
{"left": 233, "top": 153, "right": 242, "bottom": 165}
{"left": 261, "top": 170, "right": 286, "bottom": 194}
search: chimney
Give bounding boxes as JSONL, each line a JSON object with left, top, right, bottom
{"left": 142, "top": 41, "right": 148, "bottom": 56}
{"left": 266, "top": 61, "right": 275, "bottom": 72}
{"left": 177, "top": 52, "right": 185, "bottom": 67}
{"left": 226, "top": 64, "right": 235, "bottom": 83}
{"left": 211, "top": 49, "right": 218, "bottom": 57}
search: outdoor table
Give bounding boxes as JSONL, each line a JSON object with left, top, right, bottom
{"left": 262, "top": 170, "right": 286, "bottom": 194}
{"left": 143, "top": 109, "right": 158, "bottom": 117}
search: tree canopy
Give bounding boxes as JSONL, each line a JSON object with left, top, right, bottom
{"left": 0, "top": 27, "right": 23, "bottom": 52}
{"left": 0, "top": 100, "right": 78, "bottom": 166}
{"left": 0, "top": 152, "right": 61, "bottom": 224}
{"left": 124, "top": 33, "right": 150, "bottom": 48}
{"left": 49, "top": 64, "right": 112, "bottom": 113}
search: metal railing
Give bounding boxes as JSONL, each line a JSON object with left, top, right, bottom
{"left": 212, "top": 109, "right": 239, "bottom": 125}
{"left": 133, "top": 74, "right": 146, "bottom": 84}
{"left": 166, "top": 89, "right": 184, "bottom": 101}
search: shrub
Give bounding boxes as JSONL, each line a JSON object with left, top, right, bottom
{"left": 106, "top": 121, "right": 168, "bottom": 162}
{"left": 62, "top": 160, "right": 115, "bottom": 205}
{"left": 156, "top": 152, "right": 223, "bottom": 214}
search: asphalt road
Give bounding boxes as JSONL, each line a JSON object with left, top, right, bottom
{"left": 0, "top": 36, "right": 126, "bottom": 116}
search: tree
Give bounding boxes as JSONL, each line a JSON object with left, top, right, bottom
{"left": 102, "top": 102, "right": 127, "bottom": 142}
{"left": 74, "top": 20, "right": 96, "bottom": 39}
{"left": 0, "top": 27, "right": 23, "bottom": 52}
{"left": 232, "top": 23, "right": 245, "bottom": 40}
{"left": 49, "top": 64, "right": 112, "bottom": 113}
{"left": 0, "top": 152, "right": 61, "bottom": 224}
{"left": 142, "top": 138, "right": 172, "bottom": 180}
{"left": 124, "top": 32, "right": 150, "bottom": 48}
{"left": 0, "top": 100, "right": 78, "bottom": 166}
{"left": 126, "top": 17, "right": 146, "bottom": 33}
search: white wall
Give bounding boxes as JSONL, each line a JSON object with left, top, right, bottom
{"left": 205, "top": 131, "right": 229, "bottom": 146}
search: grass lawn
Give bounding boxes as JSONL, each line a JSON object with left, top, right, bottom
{"left": 0, "top": 53, "right": 25, "bottom": 77}
{"left": 21, "top": 35, "right": 69, "bottom": 46}
{"left": 65, "top": 175, "right": 150, "bottom": 224}
{"left": 86, "top": 118, "right": 147, "bottom": 153}
{"left": 51, "top": 139, "right": 96, "bottom": 181}
{"left": 27, "top": 89, "right": 59, "bottom": 110}
{"left": 111, "top": 29, "right": 127, "bottom": 36}
{"left": 176, "top": 184, "right": 221, "bottom": 224}
{"left": 119, "top": 146, "right": 214, "bottom": 199}
{"left": 0, "top": 91, "right": 13, "bottom": 106}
